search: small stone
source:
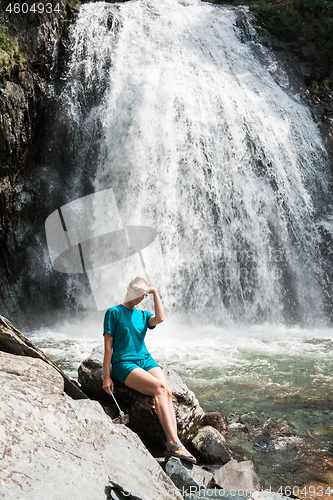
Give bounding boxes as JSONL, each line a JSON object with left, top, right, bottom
{"left": 214, "top": 459, "right": 260, "bottom": 491}
{"left": 191, "top": 426, "right": 231, "bottom": 464}
{"left": 201, "top": 412, "right": 230, "bottom": 436}
{"left": 164, "top": 457, "right": 213, "bottom": 492}
{"left": 252, "top": 492, "right": 287, "bottom": 500}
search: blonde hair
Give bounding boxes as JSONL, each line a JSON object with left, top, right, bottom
{"left": 128, "top": 276, "right": 148, "bottom": 289}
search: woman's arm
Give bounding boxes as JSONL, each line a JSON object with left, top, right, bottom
{"left": 148, "top": 287, "right": 164, "bottom": 327}
{"left": 103, "top": 333, "right": 114, "bottom": 394}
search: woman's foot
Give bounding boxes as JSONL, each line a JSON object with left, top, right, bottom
{"left": 165, "top": 442, "right": 197, "bottom": 464}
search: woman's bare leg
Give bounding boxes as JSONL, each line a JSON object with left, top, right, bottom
{"left": 124, "top": 367, "right": 195, "bottom": 461}
{"left": 147, "top": 367, "right": 178, "bottom": 439}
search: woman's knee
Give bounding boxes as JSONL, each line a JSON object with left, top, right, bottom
{"left": 154, "top": 381, "right": 173, "bottom": 399}
{"left": 154, "top": 381, "right": 169, "bottom": 397}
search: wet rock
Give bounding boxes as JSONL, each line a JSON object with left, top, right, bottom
{"left": 191, "top": 426, "right": 231, "bottom": 464}
{"left": 78, "top": 344, "right": 205, "bottom": 447}
{"left": 0, "top": 0, "right": 67, "bottom": 176}
{"left": 214, "top": 459, "right": 260, "bottom": 491}
{"left": 246, "top": 418, "right": 296, "bottom": 452}
{"left": 164, "top": 457, "right": 213, "bottom": 492}
{"left": 201, "top": 412, "right": 230, "bottom": 437}
{"left": 0, "top": 367, "right": 182, "bottom": 500}
{"left": 77, "top": 343, "right": 105, "bottom": 399}
{"left": 0, "top": 0, "right": 78, "bottom": 321}
{"left": 0, "top": 315, "right": 87, "bottom": 399}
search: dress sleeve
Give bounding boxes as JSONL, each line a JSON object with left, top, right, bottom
{"left": 103, "top": 308, "right": 118, "bottom": 336}
{"left": 146, "top": 311, "right": 156, "bottom": 330}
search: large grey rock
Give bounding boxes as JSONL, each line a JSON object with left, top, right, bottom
{"left": 191, "top": 426, "right": 231, "bottom": 464}
{"left": 214, "top": 459, "right": 260, "bottom": 491}
{"left": 165, "top": 457, "right": 213, "bottom": 493}
{"left": 78, "top": 344, "right": 205, "bottom": 446}
{"left": 0, "top": 351, "right": 64, "bottom": 391}
{"left": 0, "top": 368, "right": 183, "bottom": 500}
{"left": 0, "top": 315, "right": 86, "bottom": 399}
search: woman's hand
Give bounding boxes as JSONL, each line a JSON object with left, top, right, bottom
{"left": 103, "top": 376, "right": 114, "bottom": 395}
{"left": 133, "top": 282, "right": 156, "bottom": 295}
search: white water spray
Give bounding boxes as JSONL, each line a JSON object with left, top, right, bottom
{"left": 58, "top": 0, "right": 330, "bottom": 326}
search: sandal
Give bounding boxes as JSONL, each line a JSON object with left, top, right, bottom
{"left": 164, "top": 442, "right": 197, "bottom": 464}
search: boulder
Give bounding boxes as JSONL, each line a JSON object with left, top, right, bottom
{"left": 165, "top": 457, "right": 199, "bottom": 492}
{"left": 78, "top": 343, "right": 105, "bottom": 399}
{"left": 0, "top": 351, "right": 64, "bottom": 391}
{"left": 0, "top": 367, "right": 183, "bottom": 500}
{"left": 191, "top": 426, "right": 231, "bottom": 464}
{"left": 214, "top": 459, "right": 260, "bottom": 491}
{"left": 78, "top": 344, "right": 205, "bottom": 446}
{"left": 0, "top": 315, "right": 86, "bottom": 399}
{"left": 201, "top": 412, "right": 230, "bottom": 437}
{"left": 164, "top": 457, "right": 213, "bottom": 493}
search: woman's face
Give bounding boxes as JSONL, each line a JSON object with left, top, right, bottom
{"left": 131, "top": 295, "right": 145, "bottom": 305}
{"left": 125, "top": 282, "right": 147, "bottom": 305}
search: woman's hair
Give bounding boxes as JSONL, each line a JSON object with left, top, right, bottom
{"left": 129, "top": 276, "right": 148, "bottom": 289}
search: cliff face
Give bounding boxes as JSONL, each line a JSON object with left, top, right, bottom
{"left": 0, "top": 0, "right": 72, "bottom": 175}
{"left": 0, "top": 1, "right": 79, "bottom": 324}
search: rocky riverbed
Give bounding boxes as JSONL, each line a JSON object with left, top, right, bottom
{"left": 1, "top": 0, "right": 333, "bottom": 326}
{"left": 1, "top": 314, "right": 332, "bottom": 500}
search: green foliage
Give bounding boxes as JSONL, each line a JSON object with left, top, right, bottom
{"left": 0, "top": 17, "right": 17, "bottom": 61}
{"left": 308, "top": 80, "right": 319, "bottom": 93}
{"left": 257, "top": 0, "right": 333, "bottom": 58}
{"left": 0, "top": 17, "right": 19, "bottom": 83}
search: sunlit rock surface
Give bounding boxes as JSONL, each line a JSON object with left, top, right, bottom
{"left": 214, "top": 459, "right": 260, "bottom": 491}
{"left": 0, "top": 314, "right": 86, "bottom": 399}
{"left": 0, "top": 350, "right": 64, "bottom": 391}
{"left": 0, "top": 368, "right": 183, "bottom": 500}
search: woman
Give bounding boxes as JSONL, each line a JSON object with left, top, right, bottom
{"left": 102, "top": 276, "right": 196, "bottom": 464}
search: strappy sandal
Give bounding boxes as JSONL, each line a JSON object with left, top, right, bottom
{"left": 164, "top": 442, "right": 197, "bottom": 464}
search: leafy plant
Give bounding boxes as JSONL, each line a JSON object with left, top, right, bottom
{"left": 0, "top": 17, "right": 19, "bottom": 83}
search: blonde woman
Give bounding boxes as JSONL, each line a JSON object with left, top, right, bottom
{"left": 103, "top": 276, "right": 196, "bottom": 464}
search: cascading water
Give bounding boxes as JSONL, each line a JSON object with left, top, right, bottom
{"left": 68, "top": 0, "right": 330, "bottom": 327}
{"left": 28, "top": 0, "right": 333, "bottom": 487}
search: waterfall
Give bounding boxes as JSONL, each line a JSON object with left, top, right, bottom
{"left": 52, "top": 0, "right": 331, "bottom": 327}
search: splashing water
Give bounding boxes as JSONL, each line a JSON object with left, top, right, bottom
{"left": 61, "top": 0, "right": 330, "bottom": 326}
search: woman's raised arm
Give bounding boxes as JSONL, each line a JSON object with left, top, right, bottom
{"left": 148, "top": 288, "right": 164, "bottom": 327}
